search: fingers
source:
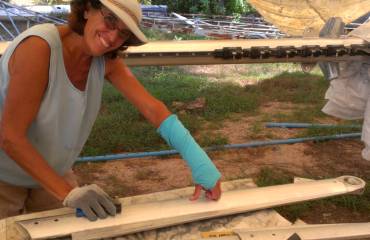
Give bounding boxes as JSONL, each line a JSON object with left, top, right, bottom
{"left": 98, "top": 195, "right": 117, "bottom": 216}
{"left": 206, "top": 180, "right": 221, "bottom": 201}
{"left": 190, "top": 180, "right": 222, "bottom": 201}
{"left": 205, "top": 189, "right": 221, "bottom": 201}
{"left": 90, "top": 201, "right": 108, "bottom": 219}
{"left": 189, "top": 184, "right": 202, "bottom": 201}
{"left": 81, "top": 206, "right": 98, "bottom": 221}
{"left": 80, "top": 199, "right": 116, "bottom": 222}
{"left": 91, "top": 184, "right": 117, "bottom": 217}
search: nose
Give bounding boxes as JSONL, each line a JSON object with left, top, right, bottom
{"left": 106, "top": 29, "right": 122, "bottom": 45}
{"left": 100, "top": 28, "right": 126, "bottom": 49}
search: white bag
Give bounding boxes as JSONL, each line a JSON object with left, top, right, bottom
{"left": 322, "top": 60, "right": 370, "bottom": 119}
{"left": 322, "top": 59, "right": 370, "bottom": 161}
{"left": 322, "top": 21, "right": 370, "bottom": 160}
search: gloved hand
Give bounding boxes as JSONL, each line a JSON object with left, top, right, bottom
{"left": 63, "top": 184, "right": 116, "bottom": 221}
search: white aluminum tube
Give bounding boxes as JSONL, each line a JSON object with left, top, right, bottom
{"left": 17, "top": 176, "right": 365, "bottom": 240}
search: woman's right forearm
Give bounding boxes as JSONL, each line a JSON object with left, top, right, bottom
{"left": 1, "top": 135, "right": 73, "bottom": 200}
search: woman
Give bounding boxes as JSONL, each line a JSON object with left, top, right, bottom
{"left": 0, "top": 0, "right": 221, "bottom": 221}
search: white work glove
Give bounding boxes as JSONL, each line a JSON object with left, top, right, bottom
{"left": 63, "top": 184, "right": 116, "bottom": 221}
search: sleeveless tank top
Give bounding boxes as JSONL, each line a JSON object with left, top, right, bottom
{"left": 0, "top": 24, "right": 105, "bottom": 187}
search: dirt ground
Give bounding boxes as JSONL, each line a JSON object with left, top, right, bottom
{"left": 74, "top": 101, "right": 370, "bottom": 227}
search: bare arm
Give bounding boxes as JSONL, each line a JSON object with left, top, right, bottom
{"left": 0, "top": 37, "right": 73, "bottom": 200}
{"left": 105, "top": 58, "right": 171, "bottom": 127}
{"left": 105, "top": 58, "right": 222, "bottom": 200}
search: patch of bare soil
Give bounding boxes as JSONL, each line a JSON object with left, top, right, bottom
{"left": 74, "top": 101, "right": 370, "bottom": 228}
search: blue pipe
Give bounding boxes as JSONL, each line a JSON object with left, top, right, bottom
{"left": 265, "top": 122, "right": 361, "bottom": 129}
{"left": 77, "top": 132, "right": 361, "bottom": 163}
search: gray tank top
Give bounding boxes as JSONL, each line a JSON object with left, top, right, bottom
{"left": 0, "top": 24, "right": 105, "bottom": 187}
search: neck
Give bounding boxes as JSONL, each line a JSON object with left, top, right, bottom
{"left": 59, "top": 26, "right": 92, "bottom": 63}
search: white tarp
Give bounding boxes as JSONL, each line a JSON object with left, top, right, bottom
{"left": 322, "top": 21, "right": 370, "bottom": 160}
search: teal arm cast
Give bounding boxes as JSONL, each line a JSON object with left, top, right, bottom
{"left": 157, "top": 114, "right": 221, "bottom": 189}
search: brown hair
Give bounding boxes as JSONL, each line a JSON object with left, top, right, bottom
{"left": 68, "top": 0, "right": 126, "bottom": 58}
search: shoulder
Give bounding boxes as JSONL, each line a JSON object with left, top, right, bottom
{"left": 9, "top": 36, "right": 51, "bottom": 75}
{"left": 19, "top": 36, "right": 51, "bottom": 51}
{"left": 10, "top": 36, "right": 51, "bottom": 61}
{"left": 104, "top": 56, "right": 128, "bottom": 77}
{"left": 19, "top": 23, "right": 59, "bottom": 45}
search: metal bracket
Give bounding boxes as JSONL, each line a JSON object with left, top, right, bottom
{"left": 214, "top": 47, "right": 243, "bottom": 59}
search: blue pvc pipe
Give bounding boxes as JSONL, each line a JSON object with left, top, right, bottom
{"left": 265, "top": 122, "right": 361, "bottom": 129}
{"left": 77, "top": 132, "right": 361, "bottom": 163}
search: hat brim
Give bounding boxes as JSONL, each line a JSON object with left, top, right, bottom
{"left": 100, "top": 0, "right": 148, "bottom": 46}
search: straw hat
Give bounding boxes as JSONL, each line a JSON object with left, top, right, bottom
{"left": 99, "top": 0, "right": 147, "bottom": 45}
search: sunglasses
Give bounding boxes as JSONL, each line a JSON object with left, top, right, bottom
{"left": 100, "top": 7, "right": 132, "bottom": 39}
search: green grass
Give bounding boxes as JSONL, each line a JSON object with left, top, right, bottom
{"left": 81, "top": 63, "right": 346, "bottom": 156}
{"left": 255, "top": 167, "right": 292, "bottom": 186}
{"left": 248, "top": 122, "right": 264, "bottom": 139}
{"left": 246, "top": 71, "right": 350, "bottom": 124}
{"left": 199, "top": 132, "right": 229, "bottom": 147}
{"left": 82, "top": 66, "right": 265, "bottom": 156}
{"left": 289, "top": 106, "right": 327, "bottom": 122}
{"left": 142, "top": 28, "right": 210, "bottom": 41}
{"left": 239, "top": 63, "right": 303, "bottom": 81}
{"left": 298, "top": 125, "right": 362, "bottom": 138}
{"left": 327, "top": 187, "right": 370, "bottom": 212}
{"left": 202, "top": 82, "right": 261, "bottom": 120}
{"left": 247, "top": 122, "right": 276, "bottom": 140}
{"left": 248, "top": 71, "right": 328, "bottom": 104}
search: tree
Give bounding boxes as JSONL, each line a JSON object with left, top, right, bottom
{"left": 150, "top": 0, "right": 255, "bottom": 15}
{"left": 140, "top": 0, "right": 152, "bottom": 4}
{"left": 225, "top": 0, "right": 246, "bottom": 15}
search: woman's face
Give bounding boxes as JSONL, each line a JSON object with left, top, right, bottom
{"left": 83, "top": 6, "right": 131, "bottom": 56}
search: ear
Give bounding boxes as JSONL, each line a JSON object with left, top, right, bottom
{"left": 84, "top": 11, "right": 88, "bottom": 19}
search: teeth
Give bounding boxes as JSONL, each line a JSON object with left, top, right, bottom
{"left": 99, "top": 35, "right": 109, "bottom": 48}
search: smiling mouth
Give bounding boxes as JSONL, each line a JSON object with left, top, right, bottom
{"left": 98, "top": 33, "right": 110, "bottom": 48}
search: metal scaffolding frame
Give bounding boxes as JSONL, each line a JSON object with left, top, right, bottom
{"left": 0, "top": 1, "right": 369, "bottom": 42}
{"left": 0, "top": 1, "right": 66, "bottom": 40}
